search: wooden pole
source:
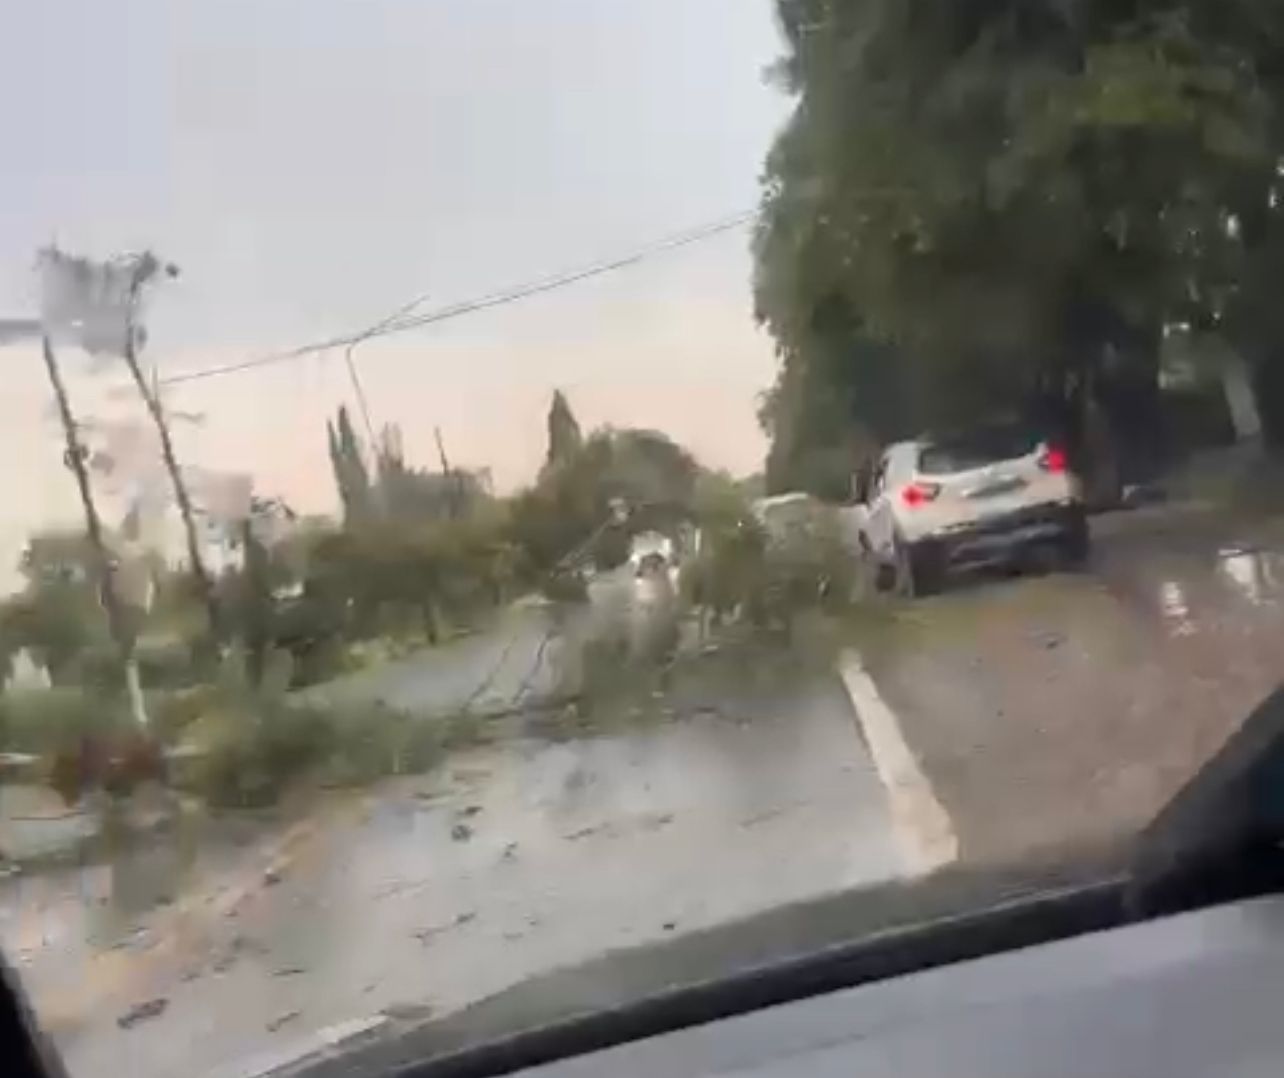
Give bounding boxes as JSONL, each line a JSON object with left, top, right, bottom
{"left": 121, "top": 335, "right": 221, "bottom": 642}
{"left": 40, "top": 334, "right": 148, "bottom": 727}
{"left": 434, "top": 425, "right": 463, "bottom": 518}
{"left": 118, "top": 257, "right": 221, "bottom": 642}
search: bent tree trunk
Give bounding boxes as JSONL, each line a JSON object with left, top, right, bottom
{"left": 40, "top": 335, "right": 148, "bottom": 728}
{"left": 122, "top": 341, "right": 222, "bottom": 643}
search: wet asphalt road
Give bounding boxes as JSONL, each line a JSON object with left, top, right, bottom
{"left": 34, "top": 694, "right": 899, "bottom": 1078}
{"left": 8, "top": 501, "right": 1281, "bottom": 1078}
{"left": 5, "top": 571, "right": 902, "bottom": 1078}
{"left": 859, "top": 502, "right": 1284, "bottom": 865}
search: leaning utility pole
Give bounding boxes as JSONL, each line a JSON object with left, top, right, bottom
{"left": 116, "top": 255, "right": 222, "bottom": 643}
{"left": 41, "top": 248, "right": 222, "bottom": 647}
{"left": 434, "top": 425, "right": 464, "bottom": 519}
{"left": 39, "top": 334, "right": 149, "bottom": 727}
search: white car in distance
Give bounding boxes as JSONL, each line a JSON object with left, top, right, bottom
{"left": 629, "top": 530, "right": 676, "bottom": 577}
{"left": 855, "top": 422, "right": 1087, "bottom": 596}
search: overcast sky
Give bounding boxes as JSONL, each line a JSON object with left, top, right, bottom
{"left": 0, "top": 0, "right": 788, "bottom": 579}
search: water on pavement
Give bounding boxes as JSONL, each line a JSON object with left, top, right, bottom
{"left": 8, "top": 657, "right": 900, "bottom": 1078}
{"left": 859, "top": 505, "right": 1284, "bottom": 864}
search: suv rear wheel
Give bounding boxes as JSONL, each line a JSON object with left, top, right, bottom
{"left": 894, "top": 537, "right": 944, "bottom": 598}
{"left": 1060, "top": 511, "right": 1090, "bottom": 568}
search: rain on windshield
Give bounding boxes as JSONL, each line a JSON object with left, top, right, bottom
{"left": 4, "top": 2, "right": 1284, "bottom": 1076}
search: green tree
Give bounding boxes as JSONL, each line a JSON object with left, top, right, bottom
{"left": 373, "top": 424, "right": 489, "bottom": 523}
{"left": 545, "top": 389, "right": 584, "bottom": 471}
{"left": 328, "top": 406, "right": 373, "bottom": 525}
{"left": 757, "top": 0, "right": 1283, "bottom": 488}
{"left": 0, "top": 531, "right": 107, "bottom": 683}
{"left": 512, "top": 427, "right": 699, "bottom": 578}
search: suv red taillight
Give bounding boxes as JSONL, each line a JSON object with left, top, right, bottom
{"left": 901, "top": 481, "right": 941, "bottom": 508}
{"left": 1039, "top": 445, "right": 1068, "bottom": 473}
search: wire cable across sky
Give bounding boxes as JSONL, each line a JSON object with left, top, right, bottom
{"left": 161, "top": 209, "right": 756, "bottom": 387}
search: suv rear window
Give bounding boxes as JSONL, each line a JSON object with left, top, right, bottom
{"left": 918, "top": 423, "right": 1040, "bottom": 474}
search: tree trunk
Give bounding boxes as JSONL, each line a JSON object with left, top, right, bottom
{"left": 241, "top": 518, "right": 271, "bottom": 686}
{"left": 121, "top": 340, "right": 221, "bottom": 641}
{"left": 1221, "top": 355, "right": 1263, "bottom": 443}
{"left": 421, "top": 600, "right": 440, "bottom": 645}
{"left": 123, "top": 657, "right": 148, "bottom": 729}
{"left": 40, "top": 335, "right": 148, "bottom": 726}
{"left": 1075, "top": 369, "right": 1123, "bottom": 509}
{"left": 1251, "top": 351, "right": 1284, "bottom": 450}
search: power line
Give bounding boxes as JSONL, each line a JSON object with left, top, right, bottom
{"left": 342, "top": 291, "right": 438, "bottom": 445}
{"left": 160, "top": 209, "right": 755, "bottom": 387}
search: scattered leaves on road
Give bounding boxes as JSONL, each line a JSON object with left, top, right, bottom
{"left": 118, "top": 998, "right": 168, "bottom": 1029}
{"left": 640, "top": 812, "right": 674, "bottom": 830}
{"left": 373, "top": 877, "right": 427, "bottom": 900}
{"left": 413, "top": 910, "right": 477, "bottom": 944}
{"left": 1030, "top": 630, "right": 1064, "bottom": 649}
{"left": 267, "top": 1010, "right": 302, "bottom": 1033}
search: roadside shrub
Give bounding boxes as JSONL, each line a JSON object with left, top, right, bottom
{"left": 192, "top": 700, "right": 456, "bottom": 806}
{"left": 0, "top": 687, "right": 124, "bottom": 756}
{"left": 59, "top": 642, "right": 125, "bottom": 693}
{"left": 179, "top": 650, "right": 453, "bottom": 805}
{"left": 147, "top": 684, "right": 220, "bottom": 743}
{"left": 680, "top": 516, "right": 767, "bottom": 626}
{"left": 590, "top": 525, "right": 630, "bottom": 571}
{"left": 136, "top": 637, "right": 205, "bottom": 688}
{"left": 683, "top": 488, "right": 857, "bottom": 635}
{"left": 540, "top": 568, "right": 590, "bottom": 603}
{"left": 178, "top": 648, "right": 326, "bottom": 806}
{"left": 62, "top": 637, "right": 206, "bottom": 694}
{"left": 189, "top": 700, "right": 340, "bottom": 808}
{"left": 318, "top": 702, "right": 447, "bottom": 786}
{"left": 754, "top": 513, "right": 857, "bottom": 625}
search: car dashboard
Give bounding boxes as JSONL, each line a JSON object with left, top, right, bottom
{"left": 514, "top": 896, "right": 1284, "bottom": 1078}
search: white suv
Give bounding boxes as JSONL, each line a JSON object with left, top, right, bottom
{"left": 856, "top": 422, "right": 1087, "bottom": 595}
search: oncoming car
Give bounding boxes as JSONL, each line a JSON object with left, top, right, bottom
{"left": 855, "top": 422, "right": 1087, "bottom": 596}
{"left": 629, "top": 530, "right": 676, "bottom": 577}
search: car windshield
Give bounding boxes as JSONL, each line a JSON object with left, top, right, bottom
{"left": 4, "top": 3, "right": 1284, "bottom": 1077}
{"left": 918, "top": 424, "right": 1042, "bottom": 474}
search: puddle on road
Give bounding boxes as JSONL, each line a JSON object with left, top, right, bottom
{"left": 1157, "top": 580, "right": 1196, "bottom": 637}
{"left": 1106, "top": 537, "right": 1284, "bottom": 637}
{"left": 859, "top": 519, "right": 1284, "bottom": 869}
{"left": 1215, "top": 545, "right": 1284, "bottom": 608}
{"left": 1152, "top": 544, "right": 1284, "bottom": 633}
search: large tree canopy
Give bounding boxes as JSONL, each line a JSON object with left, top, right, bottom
{"left": 756, "top": 0, "right": 1284, "bottom": 493}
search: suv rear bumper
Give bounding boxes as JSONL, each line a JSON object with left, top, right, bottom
{"left": 916, "top": 501, "right": 1085, "bottom": 570}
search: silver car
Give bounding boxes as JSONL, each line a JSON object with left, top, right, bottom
{"left": 855, "top": 422, "right": 1088, "bottom": 595}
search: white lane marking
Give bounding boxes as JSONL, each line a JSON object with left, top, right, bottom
{"left": 837, "top": 648, "right": 959, "bottom": 875}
